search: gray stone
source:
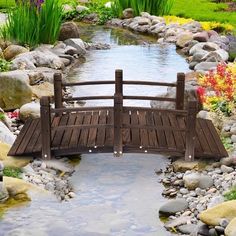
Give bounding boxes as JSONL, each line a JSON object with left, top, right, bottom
{"left": 76, "top": 5, "right": 88, "bottom": 13}
{"left": 62, "top": 4, "right": 74, "bottom": 13}
{"left": 198, "top": 175, "right": 214, "bottom": 189}
{"left": 19, "top": 102, "right": 40, "bottom": 122}
{"left": 192, "top": 50, "right": 208, "bottom": 62}
{"left": 203, "top": 42, "right": 220, "bottom": 51}
{"left": 165, "top": 216, "right": 192, "bottom": 229}
{"left": 137, "top": 17, "right": 150, "bottom": 26}
{"left": 3, "top": 45, "right": 29, "bottom": 61}
{"left": 209, "top": 228, "right": 218, "bottom": 236}
{"left": 178, "top": 224, "right": 198, "bottom": 234}
{"left": 176, "top": 32, "right": 194, "bottom": 48}
{"left": 0, "top": 70, "right": 32, "bottom": 110}
{"left": 193, "top": 31, "right": 209, "bottom": 42}
{"left": 159, "top": 199, "right": 188, "bottom": 216}
{"left": 122, "top": 8, "right": 134, "bottom": 19}
{"left": 208, "top": 196, "right": 224, "bottom": 208}
{"left": 194, "top": 62, "right": 218, "bottom": 71}
{"left": 220, "top": 157, "right": 235, "bottom": 166}
{"left": 44, "top": 160, "right": 74, "bottom": 173}
{"left": 0, "top": 121, "right": 16, "bottom": 145}
{"left": 0, "top": 184, "right": 9, "bottom": 203}
{"left": 198, "top": 224, "right": 210, "bottom": 236}
{"left": 189, "top": 43, "right": 206, "bottom": 55}
{"left": 220, "top": 218, "right": 229, "bottom": 228}
{"left": 221, "top": 165, "right": 234, "bottom": 173}
{"left": 59, "top": 22, "right": 80, "bottom": 41}
{"left": 231, "top": 135, "right": 236, "bottom": 143}
{"left": 183, "top": 172, "right": 200, "bottom": 190}
{"left": 215, "top": 226, "right": 225, "bottom": 234}
{"left": 64, "top": 38, "right": 86, "bottom": 56}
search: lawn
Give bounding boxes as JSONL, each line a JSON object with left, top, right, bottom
{"left": 170, "top": 0, "right": 236, "bottom": 25}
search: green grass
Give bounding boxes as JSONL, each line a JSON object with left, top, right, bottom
{"left": 3, "top": 167, "right": 22, "bottom": 179}
{"left": 0, "top": 0, "right": 15, "bottom": 9}
{"left": 170, "top": 0, "right": 236, "bottom": 26}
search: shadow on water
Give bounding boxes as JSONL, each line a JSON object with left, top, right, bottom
{"left": 0, "top": 24, "right": 189, "bottom": 236}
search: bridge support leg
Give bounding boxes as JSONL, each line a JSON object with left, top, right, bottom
{"left": 54, "top": 73, "right": 63, "bottom": 117}
{"left": 185, "top": 100, "right": 197, "bottom": 162}
{"left": 114, "top": 69, "right": 123, "bottom": 157}
{"left": 40, "top": 96, "right": 52, "bottom": 160}
{"left": 176, "top": 73, "right": 185, "bottom": 110}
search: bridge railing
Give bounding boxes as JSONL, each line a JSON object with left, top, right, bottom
{"left": 40, "top": 71, "right": 197, "bottom": 161}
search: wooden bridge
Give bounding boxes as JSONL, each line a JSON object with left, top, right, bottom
{"left": 8, "top": 70, "right": 228, "bottom": 161}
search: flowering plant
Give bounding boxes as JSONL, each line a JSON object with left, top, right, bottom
{"left": 197, "top": 62, "right": 236, "bottom": 116}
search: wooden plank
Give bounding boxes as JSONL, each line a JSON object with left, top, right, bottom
{"left": 96, "top": 110, "right": 107, "bottom": 147}
{"left": 105, "top": 110, "right": 114, "bottom": 146}
{"left": 24, "top": 119, "right": 40, "bottom": 154}
{"left": 17, "top": 119, "right": 39, "bottom": 155}
{"left": 60, "top": 113, "right": 77, "bottom": 148}
{"left": 69, "top": 112, "right": 84, "bottom": 148}
{"left": 122, "top": 110, "right": 131, "bottom": 145}
{"left": 146, "top": 111, "right": 158, "bottom": 147}
{"left": 52, "top": 114, "right": 69, "bottom": 148}
{"left": 130, "top": 110, "right": 140, "bottom": 146}
{"left": 161, "top": 113, "right": 176, "bottom": 149}
{"left": 196, "top": 119, "right": 211, "bottom": 154}
{"left": 153, "top": 111, "right": 167, "bottom": 148}
{"left": 205, "top": 119, "right": 228, "bottom": 157}
{"left": 78, "top": 112, "right": 92, "bottom": 147}
{"left": 8, "top": 119, "right": 32, "bottom": 156}
{"left": 198, "top": 118, "right": 220, "bottom": 155}
{"left": 168, "top": 113, "right": 185, "bottom": 151}
{"left": 138, "top": 111, "right": 149, "bottom": 147}
{"left": 87, "top": 111, "right": 99, "bottom": 147}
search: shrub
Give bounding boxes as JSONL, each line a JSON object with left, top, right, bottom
{"left": 3, "top": 167, "right": 22, "bottom": 179}
{"left": 197, "top": 62, "right": 236, "bottom": 116}
{"left": 113, "top": 0, "right": 174, "bottom": 17}
{"left": 224, "top": 187, "right": 236, "bottom": 201}
{"left": 0, "top": 58, "right": 11, "bottom": 72}
{"left": 1, "top": 0, "right": 62, "bottom": 47}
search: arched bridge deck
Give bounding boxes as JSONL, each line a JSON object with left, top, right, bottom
{"left": 8, "top": 70, "right": 228, "bottom": 161}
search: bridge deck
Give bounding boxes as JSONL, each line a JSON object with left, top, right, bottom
{"left": 8, "top": 108, "right": 227, "bottom": 159}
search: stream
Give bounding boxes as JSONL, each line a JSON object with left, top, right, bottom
{"left": 0, "top": 25, "right": 189, "bottom": 236}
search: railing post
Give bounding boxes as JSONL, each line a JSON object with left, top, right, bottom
{"left": 114, "top": 69, "right": 123, "bottom": 157}
{"left": 0, "top": 162, "right": 3, "bottom": 183}
{"left": 40, "top": 96, "right": 52, "bottom": 160}
{"left": 176, "top": 73, "right": 185, "bottom": 110}
{"left": 54, "top": 73, "right": 63, "bottom": 116}
{"left": 185, "top": 100, "right": 197, "bottom": 161}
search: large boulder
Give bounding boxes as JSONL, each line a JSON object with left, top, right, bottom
{"left": 194, "top": 62, "right": 218, "bottom": 71}
{"left": 176, "top": 32, "right": 193, "bottom": 48}
{"left": 159, "top": 199, "right": 188, "bottom": 216}
{"left": 59, "top": 22, "right": 80, "bottom": 41}
{"left": 0, "top": 71, "right": 32, "bottom": 110}
{"left": 19, "top": 102, "right": 40, "bottom": 122}
{"left": 225, "top": 218, "right": 236, "bottom": 236}
{"left": 200, "top": 200, "right": 236, "bottom": 226}
{"left": 0, "top": 121, "right": 15, "bottom": 145}
{"left": 0, "top": 182, "right": 9, "bottom": 203}
{"left": 193, "top": 31, "right": 209, "bottom": 42}
{"left": 122, "top": 8, "right": 134, "bottom": 19}
{"left": 64, "top": 38, "right": 86, "bottom": 55}
{"left": 11, "top": 50, "right": 64, "bottom": 70}
{"left": 3, "top": 45, "right": 29, "bottom": 61}
{"left": 0, "top": 142, "right": 32, "bottom": 168}
{"left": 31, "top": 82, "right": 54, "bottom": 99}
{"left": 173, "top": 160, "right": 201, "bottom": 172}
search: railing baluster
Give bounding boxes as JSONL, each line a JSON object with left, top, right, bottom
{"left": 40, "top": 96, "right": 52, "bottom": 160}
{"left": 185, "top": 100, "right": 197, "bottom": 161}
{"left": 114, "top": 69, "right": 123, "bottom": 157}
{"left": 176, "top": 73, "right": 185, "bottom": 110}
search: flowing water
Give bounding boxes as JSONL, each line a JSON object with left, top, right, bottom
{"left": 0, "top": 25, "right": 189, "bottom": 236}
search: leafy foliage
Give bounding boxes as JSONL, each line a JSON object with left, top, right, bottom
{"left": 3, "top": 167, "right": 22, "bottom": 179}
{"left": 1, "top": 0, "right": 62, "bottom": 47}
{"left": 224, "top": 187, "right": 236, "bottom": 201}
{"left": 113, "top": 0, "right": 174, "bottom": 17}
{"left": 221, "top": 137, "right": 234, "bottom": 151}
{"left": 197, "top": 62, "right": 236, "bottom": 116}
{"left": 0, "top": 113, "right": 5, "bottom": 121}
{"left": 0, "top": 58, "right": 11, "bottom": 72}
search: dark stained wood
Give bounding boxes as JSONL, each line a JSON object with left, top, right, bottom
{"left": 87, "top": 111, "right": 99, "bottom": 147}
{"left": 8, "top": 71, "right": 228, "bottom": 161}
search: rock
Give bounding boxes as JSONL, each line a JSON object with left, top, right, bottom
{"left": 64, "top": 38, "right": 86, "bottom": 56}
{"left": 122, "top": 8, "right": 134, "bottom": 19}
{"left": 3, "top": 45, "right": 29, "bottom": 61}
{"left": 199, "top": 200, "right": 236, "bottom": 226}
{"left": 19, "top": 102, "right": 40, "bottom": 122}
{"left": 0, "top": 70, "right": 32, "bottom": 110}
{"left": 0, "top": 142, "right": 32, "bottom": 168}
{"left": 221, "top": 165, "right": 234, "bottom": 173}
{"left": 164, "top": 216, "right": 192, "bottom": 229}
{"left": 198, "top": 224, "right": 210, "bottom": 236}
{"left": 178, "top": 224, "right": 198, "bottom": 234}
{"left": 173, "top": 160, "right": 200, "bottom": 172}
{"left": 44, "top": 160, "right": 74, "bottom": 173}
{"left": 176, "top": 32, "right": 193, "bottom": 48}
{"left": 209, "top": 228, "right": 218, "bottom": 236}
{"left": 137, "top": 17, "right": 150, "bottom": 26}
{"left": 215, "top": 226, "right": 225, "bottom": 234}
{"left": 192, "top": 50, "right": 208, "bottom": 62}
{"left": 83, "top": 13, "right": 99, "bottom": 23}
{"left": 64, "top": 45, "right": 78, "bottom": 55}
{"left": 182, "top": 21, "right": 202, "bottom": 33}
{"left": 27, "top": 71, "right": 44, "bottom": 85}
{"left": 225, "top": 218, "right": 236, "bottom": 236}
{"left": 0, "top": 121, "right": 15, "bottom": 145}
{"left": 194, "top": 62, "right": 218, "bottom": 71}
{"left": 183, "top": 172, "right": 200, "bottom": 190}
{"left": 0, "top": 182, "right": 9, "bottom": 202}
{"left": 68, "top": 192, "right": 76, "bottom": 198}
{"left": 203, "top": 42, "right": 220, "bottom": 51}
{"left": 208, "top": 196, "right": 225, "bottom": 209}
{"left": 202, "top": 49, "right": 229, "bottom": 62}
{"left": 59, "top": 22, "right": 80, "bottom": 41}
{"left": 11, "top": 50, "right": 64, "bottom": 70}
{"left": 193, "top": 31, "right": 209, "bottom": 42}
{"left": 31, "top": 82, "right": 54, "bottom": 99}
{"left": 198, "top": 175, "right": 214, "bottom": 189}
{"left": 159, "top": 199, "right": 188, "bottom": 216}
{"left": 62, "top": 4, "right": 74, "bottom": 13}
{"left": 76, "top": 5, "right": 88, "bottom": 13}
{"left": 220, "top": 218, "right": 230, "bottom": 228}
{"left": 231, "top": 135, "right": 236, "bottom": 143}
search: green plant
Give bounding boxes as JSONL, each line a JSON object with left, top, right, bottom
{"left": 221, "top": 136, "right": 234, "bottom": 151}
{"left": 3, "top": 167, "right": 22, "bottom": 179}
{"left": 1, "top": 0, "right": 62, "bottom": 47}
{"left": 62, "top": 9, "right": 78, "bottom": 21}
{"left": 113, "top": 0, "right": 174, "bottom": 17}
{"left": 0, "top": 113, "right": 5, "bottom": 120}
{"left": 224, "top": 187, "right": 236, "bottom": 201}
{"left": 0, "top": 58, "right": 11, "bottom": 72}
